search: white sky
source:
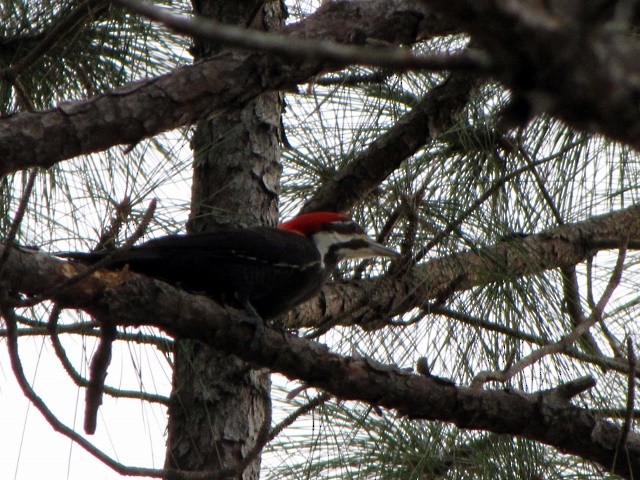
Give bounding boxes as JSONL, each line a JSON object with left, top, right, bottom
{"left": 1, "top": 330, "right": 171, "bottom": 480}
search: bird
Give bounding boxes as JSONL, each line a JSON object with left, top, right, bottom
{"left": 59, "top": 212, "right": 398, "bottom": 319}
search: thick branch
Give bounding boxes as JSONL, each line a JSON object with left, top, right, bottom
{"left": 419, "top": 0, "right": 640, "bottom": 151}
{"left": 301, "top": 72, "right": 480, "bottom": 213}
{"left": 287, "top": 202, "right": 640, "bottom": 328}
{"left": 5, "top": 255, "right": 640, "bottom": 477}
{"left": 0, "top": 0, "right": 453, "bottom": 176}
{"left": 4, "top": 204, "right": 640, "bottom": 329}
{"left": 4, "top": 208, "right": 640, "bottom": 475}
{"left": 116, "top": 0, "right": 476, "bottom": 72}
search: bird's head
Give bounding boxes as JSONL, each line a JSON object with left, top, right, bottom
{"left": 278, "top": 212, "right": 399, "bottom": 267}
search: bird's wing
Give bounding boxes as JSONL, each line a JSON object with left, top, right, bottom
{"left": 58, "top": 227, "right": 320, "bottom": 268}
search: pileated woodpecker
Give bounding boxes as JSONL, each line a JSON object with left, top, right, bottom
{"left": 61, "top": 212, "right": 398, "bottom": 318}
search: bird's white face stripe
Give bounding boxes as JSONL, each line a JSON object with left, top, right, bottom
{"left": 229, "top": 251, "right": 321, "bottom": 270}
{"left": 312, "top": 231, "right": 379, "bottom": 267}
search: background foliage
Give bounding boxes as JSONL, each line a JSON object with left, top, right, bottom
{"left": 1, "top": 0, "right": 638, "bottom": 478}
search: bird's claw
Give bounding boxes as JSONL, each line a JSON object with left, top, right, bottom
{"left": 248, "top": 315, "right": 265, "bottom": 353}
{"left": 240, "top": 300, "right": 266, "bottom": 354}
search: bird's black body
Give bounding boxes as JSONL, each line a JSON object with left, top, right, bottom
{"left": 60, "top": 212, "right": 398, "bottom": 320}
{"left": 61, "top": 227, "right": 326, "bottom": 318}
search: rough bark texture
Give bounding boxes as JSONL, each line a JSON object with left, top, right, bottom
{"left": 301, "top": 72, "right": 480, "bottom": 214}
{"left": 9, "top": 202, "right": 640, "bottom": 329}
{"left": 4, "top": 203, "right": 640, "bottom": 477}
{"left": 7, "top": 1, "right": 640, "bottom": 475}
{"left": 163, "top": 1, "right": 282, "bottom": 478}
{"left": 96, "top": 289, "right": 640, "bottom": 480}
{"left": 3, "top": 244, "right": 640, "bottom": 477}
{"left": 418, "top": 0, "right": 640, "bottom": 149}
{"left": 100, "top": 286, "right": 640, "bottom": 480}
{"left": 6, "top": 0, "right": 640, "bottom": 176}
{"left": 0, "top": 0, "right": 447, "bottom": 175}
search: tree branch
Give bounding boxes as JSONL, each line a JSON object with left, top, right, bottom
{"left": 471, "top": 244, "right": 627, "bottom": 387}
{"left": 418, "top": 0, "right": 640, "bottom": 152}
{"left": 0, "top": 0, "right": 456, "bottom": 176}
{"left": 1, "top": 293, "right": 166, "bottom": 478}
{"left": 0, "top": 169, "right": 37, "bottom": 273}
{"left": 287, "top": 202, "right": 640, "bottom": 329}
{"left": 3, "top": 215, "right": 640, "bottom": 476}
{"left": 115, "top": 0, "right": 485, "bottom": 72}
{"left": 561, "top": 265, "right": 603, "bottom": 356}
{"left": 421, "top": 304, "right": 636, "bottom": 377}
{"left": 301, "top": 72, "right": 480, "bottom": 214}
{"left": 19, "top": 197, "right": 156, "bottom": 308}
{"left": 1, "top": 318, "right": 173, "bottom": 353}
{"left": 47, "top": 326, "right": 170, "bottom": 405}
{"left": 7, "top": 270, "right": 640, "bottom": 477}
{"left": 4, "top": 203, "right": 640, "bottom": 330}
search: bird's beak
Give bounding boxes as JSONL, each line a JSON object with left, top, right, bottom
{"left": 363, "top": 239, "right": 400, "bottom": 258}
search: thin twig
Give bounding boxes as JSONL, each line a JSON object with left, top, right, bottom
{"left": 10, "top": 77, "right": 37, "bottom": 111}
{"left": 268, "top": 392, "right": 332, "bottom": 442}
{"left": 2, "top": 318, "right": 173, "bottom": 353}
{"left": 600, "top": 318, "right": 624, "bottom": 358}
{"left": 594, "top": 408, "right": 640, "bottom": 419}
{"left": 43, "top": 197, "right": 158, "bottom": 432}
{"left": 561, "top": 265, "right": 603, "bottom": 357}
{"left": 0, "top": 169, "right": 37, "bottom": 275}
{"left": 3, "top": 290, "right": 258, "bottom": 479}
{"left": 0, "top": 290, "right": 166, "bottom": 477}
{"left": 15, "top": 198, "right": 157, "bottom": 308}
{"left": 616, "top": 337, "right": 636, "bottom": 456}
{"left": 587, "top": 255, "right": 597, "bottom": 310}
{"left": 519, "top": 144, "right": 564, "bottom": 225}
{"left": 413, "top": 139, "right": 586, "bottom": 263}
{"left": 586, "top": 254, "right": 623, "bottom": 356}
{"left": 46, "top": 310, "right": 169, "bottom": 404}
{"left": 113, "top": 0, "right": 491, "bottom": 73}
{"left": 418, "top": 303, "right": 636, "bottom": 376}
{"left": 471, "top": 243, "right": 627, "bottom": 388}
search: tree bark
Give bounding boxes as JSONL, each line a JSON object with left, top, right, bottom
{"left": 6, "top": 249, "right": 640, "bottom": 478}
{"left": 418, "top": 0, "right": 640, "bottom": 149}
{"left": 0, "top": 0, "right": 449, "bottom": 175}
{"left": 6, "top": 203, "right": 639, "bottom": 328}
{"left": 163, "top": 1, "right": 282, "bottom": 478}
{"left": 3, "top": 205, "right": 640, "bottom": 476}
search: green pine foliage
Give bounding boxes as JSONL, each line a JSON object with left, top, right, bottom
{"left": 2, "top": 0, "right": 639, "bottom": 478}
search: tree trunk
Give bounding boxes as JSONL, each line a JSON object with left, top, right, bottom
{"left": 164, "top": 1, "right": 283, "bottom": 477}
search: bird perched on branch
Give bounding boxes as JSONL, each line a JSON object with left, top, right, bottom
{"left": 60, "top": 212, "right": 398, "bottom": 319}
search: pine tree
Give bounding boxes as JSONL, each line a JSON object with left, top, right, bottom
{"left": 2, "top": 0, "right": 640, "bottom": 479}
